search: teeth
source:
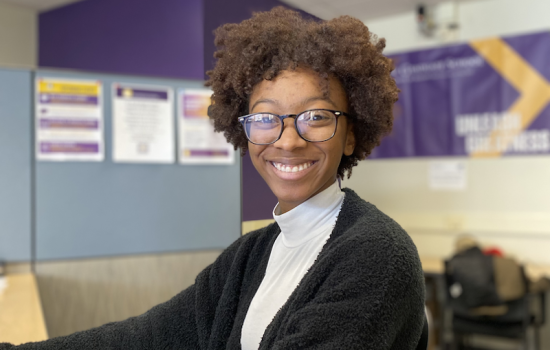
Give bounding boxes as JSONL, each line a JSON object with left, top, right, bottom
{"left": 272, "top": 161, "right": 313, "bottom": 173}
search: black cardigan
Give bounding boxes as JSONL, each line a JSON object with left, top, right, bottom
{"left": 1, "top": 188, "right": 425, "bottom": 349}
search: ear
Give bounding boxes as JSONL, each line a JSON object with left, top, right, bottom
{"left": 343, "top": 122, "right": 355, "bottom": 156}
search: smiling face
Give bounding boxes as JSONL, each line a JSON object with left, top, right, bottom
{"left": 248, "top": 68, "right": 356, "bottom": 214}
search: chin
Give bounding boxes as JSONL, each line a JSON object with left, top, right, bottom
{"left": 270, "top": 180, "right": 320, "bottom": 208}
{"left": 271, "top": 184, "right": 304, "bottom": 201}
{"left": 275, "top": 190, "right": 308, "bottom": 206}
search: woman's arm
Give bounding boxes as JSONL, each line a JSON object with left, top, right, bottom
{"left": 0, "top": 235, "right": 248, "bottom": 350}
{"left": 0, "top": 273, "right": 201, "bottom": 350}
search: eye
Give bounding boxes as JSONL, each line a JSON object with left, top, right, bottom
{"left": 311, "top": 114, "right": 330, "bottom": 121}
{"left": 248, "top": 114, "right": 280, "bottom": 130}
{"left": 298, "top": 110, "right": 334, "bottom": 127}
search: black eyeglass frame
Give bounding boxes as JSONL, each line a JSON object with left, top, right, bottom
{"left": 237, "top": 109, "right": 352, "bottom": 145}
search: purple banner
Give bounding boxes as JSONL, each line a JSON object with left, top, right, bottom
{"left": 39, "top": 142, "right": 99, "bottom": 153}
{"left": 116, "top": 87, "right": 168, "bottom": 100}
{"left": 39, "top": 118, "right": 99, "bottom": 130}
{"left": 38, "top": 93, "right": 98, "bottom": 105}
{"left": 371, "top": 31, "right": 550, "bottom": 159}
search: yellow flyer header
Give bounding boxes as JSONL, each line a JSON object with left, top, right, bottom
{"left": 38, "top": 80, "right": 100, "bottom": 96}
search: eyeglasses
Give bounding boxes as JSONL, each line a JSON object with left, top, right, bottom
{"left": 238, "top": 109, "right": 350, "bottom": 145}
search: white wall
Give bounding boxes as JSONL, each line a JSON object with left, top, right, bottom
{"left": 343, "top": 157, "right": 550, "bottom": 264}
{"left": 0, "top": 2, "right": 37, "bottom": 68}
{"left": 366, "top": 0, "right": 550, "bottom": 55}
{"left": 346, "top": 0, "right": 550, "bottom": 265}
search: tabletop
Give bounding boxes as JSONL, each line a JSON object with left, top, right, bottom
{"left": 0, "top": 273, "right": 48, "bottom": 345}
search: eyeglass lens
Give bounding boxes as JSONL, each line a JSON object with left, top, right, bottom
{"left": 244, "top": 110, "right": 337, "bottom": 144}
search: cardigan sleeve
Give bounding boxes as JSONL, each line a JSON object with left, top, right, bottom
{"left": 0, "top": 235, "right": 247, "bottom": 350}
{"left": 260, "top": 223, "right": 426, "bottom": 350}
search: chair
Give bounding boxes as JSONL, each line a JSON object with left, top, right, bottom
{"left": 444, "top": 258, "right": 545, "bottom": 350}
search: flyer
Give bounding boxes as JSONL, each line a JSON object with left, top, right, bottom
{"left": 428, "top": 160, "right": 467, "bottom": 191}
{"left": 36, "top": 78, "right": 104, "bottom": 161}
{"left": 178, "top": 89, "right": 234, "bottom": 164}
{"left": 112, "top": 83, "right": 175, "bottom": 163}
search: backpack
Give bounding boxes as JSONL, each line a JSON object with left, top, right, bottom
{"left": 446, "top": 246, "right": 526, "bottom": 317}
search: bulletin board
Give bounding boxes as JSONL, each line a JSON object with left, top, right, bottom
{"left": 34, "top": 69, "right": 241, "bottom": 260}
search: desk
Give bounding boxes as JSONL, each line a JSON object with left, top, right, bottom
{"left": 421, "top": 256, "right": 444, "bottom": 275}
{"left": 0, "top": 273, "right": 48, "bottom": 345}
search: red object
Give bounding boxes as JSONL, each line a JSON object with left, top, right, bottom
{"left": 483, "top": 247, "right": 504, "bottom": 257}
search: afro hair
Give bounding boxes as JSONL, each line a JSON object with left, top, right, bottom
{"left": 206, "top": 7, "right": 399, "bottom": 178}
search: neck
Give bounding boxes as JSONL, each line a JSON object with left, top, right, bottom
{"left": 273, "top": 180, "right": 345, "bottom": 247}
{"left": 277, "top": 176, "right": 338, "bottom": 214}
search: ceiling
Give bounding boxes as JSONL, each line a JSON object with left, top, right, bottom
{"left": 0, "top": 0, "right": 83, "bottom": 12}
{"left": 281, "top": 0, "right": 458, "bottom": 21}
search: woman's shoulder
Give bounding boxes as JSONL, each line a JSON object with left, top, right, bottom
{"left": 238, "top": 221, "right": 280, "bottom": 249}
{"left": 310, "top": 188, "right": 424, "bottom": 316}
{"left": 214, "top": 221, "right": 280, "bottom": 264}
{"left": 340, "top": 188, "right": 410, "bottom": 236}
{"left": 202, "top": 221, "right": 281, "bottom": 285}
{"left": 332, "top": 187, "right": 421, "bottom": 268}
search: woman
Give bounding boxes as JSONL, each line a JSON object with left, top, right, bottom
{"left": 1, "top": 7, "right": 425, "bottom": 350}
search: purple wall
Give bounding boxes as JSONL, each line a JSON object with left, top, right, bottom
{"left": 203, "top": 0, "right": 317, "bottom": 74}
{"left": 39, "top": 0, "right": 204, "bottom": 80}
{"left": 242, "top": 153, "right": 278, "bottom": 221}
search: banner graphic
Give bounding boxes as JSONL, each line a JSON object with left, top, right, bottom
{"left": 370, "top": 31, "right": 550, "bottom": 159}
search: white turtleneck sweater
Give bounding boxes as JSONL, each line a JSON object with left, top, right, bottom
{"left": 240, "top": 181, "right": 345, "bottom": 350}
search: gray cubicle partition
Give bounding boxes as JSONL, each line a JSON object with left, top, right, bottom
{"left": 0, "top": 68, "right": 32, "bottom": 262}
{"left": 35, "top": 69, "right": 241, "bottom": 261}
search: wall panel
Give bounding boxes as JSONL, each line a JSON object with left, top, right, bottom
{"left": 0, "top": 68, "right": 32, "bottom": 262}
{"left": 36, "top": 250, "right": 221, "bottom": 337}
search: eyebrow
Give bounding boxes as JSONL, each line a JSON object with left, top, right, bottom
{"left": 250, "top": 95, "right": 338, "bottom": 113}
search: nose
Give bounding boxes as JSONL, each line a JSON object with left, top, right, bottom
{"left": 273, "top": 118, "right": 307, "bottom": 151}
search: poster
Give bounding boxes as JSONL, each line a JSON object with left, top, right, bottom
{"left": 370, "top": 31, "right": 550, "bottom": 159}
{"left": 112, "top": 83, "right": 175, "bottom": 163}
{"left": 428, "top": 160, "right": 467, "bottom": 191}
{"left": 36, "top": 78, "right": 104, "bottom": 161}
{"left": 178, "top": 89, "right": 234, "bottom": 164}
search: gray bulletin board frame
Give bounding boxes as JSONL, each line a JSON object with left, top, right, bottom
{"left": 35, "top": 69, "right": 241, "bottom": 261}
{"left": 0, "top": 68, "right": 32, "bottom": 262}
